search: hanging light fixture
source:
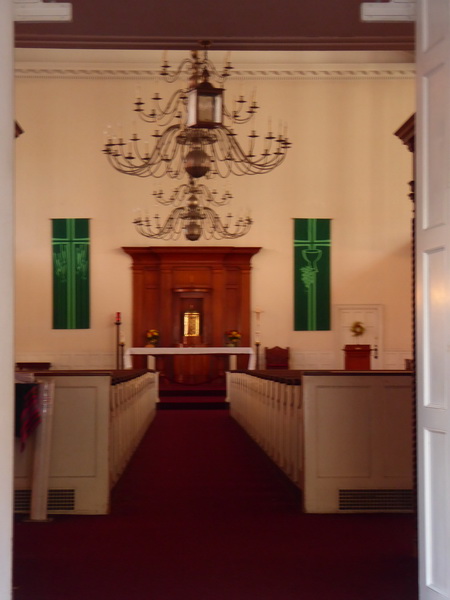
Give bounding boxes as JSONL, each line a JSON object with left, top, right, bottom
{"left": 103, "top": 41, "right": 290, "bottom": 241}
{"left": 133, "top": 178, "right": 252, "bottom": 241}
{"left": 103, "top": 41, "right": 291, "bottom": 180}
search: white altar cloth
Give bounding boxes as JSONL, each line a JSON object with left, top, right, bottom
{"left": 124, "top": 346, "right": 255, "bottom": 370}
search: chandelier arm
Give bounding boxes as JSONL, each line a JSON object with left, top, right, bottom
{"left": 205, "top": 131, "right": 233, "bottom": 177}
{"left": 136, "top": 89, "right": 187, "bottom": 126}
{"left": 223, "top": 103, "right": 257, "bottom": 125}
{"left": 157, "top": 207, "right": 186, "bottom": 239}
{"left": 200, "top": 206, "right": 252, "bottom": 240}
{"left": 106, "top": 150, "right": 153, "bottom": 177}
{"left": 221, "top": 137, "right": 255, "bottom": 176}
{"left": 106, "top": 153, "right": 129, "bottom": 175}
{"left": 139, "top": 125, "right": 184, "bottom": 178}
{"left": 153, "top": 180, "right": 233, "bottom": 210}
{"left": 245, "top": 145, "right": 288, "bottom": 170}
{"left": 137, "top": 167, "right": 180, "bottom": 179}
{"left": 137, "top": 108, "right": 182, "bottom": 129}
{"left": 161, "top": 47, "right": 231, "bottom": 86}
{"left": 105, "top": 130, "right": 174, "bottom": 178}
{"left": 259, "top": 135, "right": 284, "bottom": 163}
{"left": 202, "top": 206, "right": 229, "bottom": 240}
{"left": 207, "top": 149, "right": 232, "bottom": 178}
{"left": 148, "top": 124, "right": 179, "bottom": 160}
{"left": 213, "top": 128, "right": 290, "bottom": 176}
{"left": 159, "top": 57, "right": 197, "bottom": 84}
{"left": 156, "top": 183, "right": 191, "bottom": 206}
{"left": 133, "top": 206, "right": 186, "bottom": 239}
{"left": 114, "top": 124, "right": 179, "bottom": 174}
{"left": 219, "top": 127, "right": 255, "bottom": 167}
{"left": 195, "top": 208, "right": 214, "bottom": 240}
{"left": 196, "top": 183, "right": 232, "bottom": 207}
{"left": 202, "top": 60, "right": 232, "bottom": 84}
{"left": 106, "top": 149, "right": 180, "bottom": 179}
{"left": 164, "top": 140, "right": 188, "bottom": 179}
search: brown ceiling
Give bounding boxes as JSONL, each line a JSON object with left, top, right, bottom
{"left": 14, "top": 0, "right": 414, "bottom": 51}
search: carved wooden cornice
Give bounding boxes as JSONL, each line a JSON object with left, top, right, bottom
{"left": 394, "top": 113, "right": 415, "bottom": 153}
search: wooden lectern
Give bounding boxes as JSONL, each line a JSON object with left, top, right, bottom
{"left": 344, "top": 344, "right": 371, "bottom": 370}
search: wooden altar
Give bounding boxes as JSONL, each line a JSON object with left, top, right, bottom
{"left": 124, "top": 346, "right": 256, "bottom": 375}
{"left": 122, "top": 246, "right": 261, "bottom": 383}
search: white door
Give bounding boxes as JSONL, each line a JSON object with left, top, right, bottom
{"left": 416, "top": 1, "right": 450, "bottom": 598}
{"left": 0, "top": 4, "right": 14, "bottom": 600}
{"left": 335, "top": 304, "right": 383, "bottom": 369}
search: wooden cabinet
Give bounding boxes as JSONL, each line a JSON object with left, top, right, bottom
{"left": 122, "top": 246, "right": 260, "bottom": 383}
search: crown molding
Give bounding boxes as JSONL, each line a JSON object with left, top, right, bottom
{"left": 15, "top": 48, "right": 415, "bottom": 80}
{"left": 15, "top": 62, "right": 415, "bottom": 81}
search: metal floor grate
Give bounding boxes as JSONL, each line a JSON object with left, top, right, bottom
{"left": 339, "top": 489, "right": 414, "bottom": 512}
{"left": 14, "top": 489, "right": 76, "bottom": 513}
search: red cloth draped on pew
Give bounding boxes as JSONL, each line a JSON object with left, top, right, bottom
{"left": 15, "top": 383, "right": 40, "bottom": 451}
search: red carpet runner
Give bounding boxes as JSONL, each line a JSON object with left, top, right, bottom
{"left": 13, "top": 410, "right": 418, "bottom": 600}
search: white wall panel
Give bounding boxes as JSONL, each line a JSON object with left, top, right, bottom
{"left": 421, "top": 0, "right": 448, "bottom": 52}
{"left": 423, "top": 248, "right": 447, "bottom": 409}
{"left": 422, "top": 64, "right": 447, "bottom": 228}
{"left": 423, "top": 428, "right": 448, "bottom": 595}
{"left": 50, "top": 387, "right": 99, "bottom": 476}
{"left": 316, "top": 388, "right": 371, "bottom": 477}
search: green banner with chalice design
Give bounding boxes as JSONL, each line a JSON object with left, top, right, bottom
{"left": 294, "top": 218, "right": 331, "bottom": 331}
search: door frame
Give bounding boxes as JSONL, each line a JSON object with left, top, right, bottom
{"left": 335, "top": 304, "right": 384, "bottom": 369}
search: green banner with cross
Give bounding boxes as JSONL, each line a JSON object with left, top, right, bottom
{"left": 52, "top": 218, "right": 90, "bottom": 329}
{"left": 294, "top": 218, "right": 331, "bottom": 331}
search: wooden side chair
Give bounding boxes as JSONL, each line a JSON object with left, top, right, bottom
{"left": 264, "top": 346, "right": 290, "bottom": 369}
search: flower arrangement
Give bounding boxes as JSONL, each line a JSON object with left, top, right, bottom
{"left": 350, "top": 321, "right": 365, "bottom": 337}
{"left": 226, "top": 329, "right": 241, "bottom": 346}
{"left": 146, "top": 329, "right": 159, "bottom": 346}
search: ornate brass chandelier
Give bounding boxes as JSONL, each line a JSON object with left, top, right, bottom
{"left": 103, "top": 42, "right": 291, "bottom": 241}
{"left": 133, "top": 178, "right": 252, "bottom": 241}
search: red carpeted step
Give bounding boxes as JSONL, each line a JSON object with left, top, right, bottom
{"left": 159, "top": 395, "right": 226, "bottom": 402}
{"left": 158, "top": 394, "right": 228, "bottom": 410}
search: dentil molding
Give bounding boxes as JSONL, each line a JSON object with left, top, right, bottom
{"left": 15, "top": 62, "right": 415, "bottom": 81}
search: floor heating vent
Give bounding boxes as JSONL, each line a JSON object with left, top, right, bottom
{"left": 339, "top": 489, "right": 414, "bottom": 512}
{"left": 14, "top": 489, "right": 76, "bottom": 513}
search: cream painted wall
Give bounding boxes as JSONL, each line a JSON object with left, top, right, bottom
{"left": 14, "top": 50, "right": 415, "bottom": 369}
